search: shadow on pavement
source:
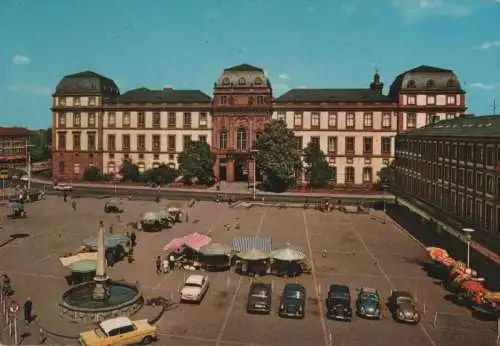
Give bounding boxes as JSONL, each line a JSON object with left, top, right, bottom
{"left": 0, "top": 233, "right": 29, "bottom": 248}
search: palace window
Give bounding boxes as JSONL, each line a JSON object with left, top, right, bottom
{"left": 58, "top": 113, "right": 66, "bottom": 127}
{"left": 152, "top": 135, "right": 161, "bottom": 151}
{"left": 57, "top": 132, "right": 66, "bottom": 151}
{"left": 183, "top": 135, "right": 192, "bottom": 149}
{"left": 277, "top": 111, "right": 286, "bottom": 122}
{"left": 407, "top": 112, "right": 416, "bottom": 128}
{"left": 122, "top": 134, "right": 130, "bottom": 151}
{"left": 58, "top": 97, "right": 66, "bottom": 106}
{"left": 89, "top": 96, "right": 96, "bottom": 105}
{"left": 123, "top": 112, "right": 131, "bottom": 126}
{"left": 327, "top": 136, "right": 337, "bottom": 154}
{"left": 427, "top": 95, "right": 435, "bottom": 105}
{"left": 407, "top": 96, "right": 416, "bottom": 105}
{"left": 88, "top": 113, "right": 96, "bottom": 127}
{"left": 73, "top": 132, "right": 81, "bottom": 150}
{"left": 238, "top": 77, "right": 246, "bottom": 85}
{"left": 107, "top": 112, "right": 116, "bottom": 127}
{"left": 138, "top": 112, "right": 145, "bottom": 128}
{"left": 153, "top": 112, "right": 161, "bottom": 128}
{"left": 294, "top": 112, "right": 303, "bottom": 127}
{"left": 236, "top": 127, "right": 247, "bottom": 151}
{"left": 426, "top": 80, "right": 435, "bottom": 88}
{"left": 88, "top": 133, "right": 96, "bottom": 151}
{"left": 183, "top": 112, "right": 192, "bottom": 128}
{"left": 167, "top": 135, "right": 176, "bottom": 151}
{"left": 381, "top": 137, "right": 391, "bottom": 155}
{"left": 406, "top": 80, "right": 416, "bottom": 88}
{"left": 363, "top": 113, "right": 373, "bottom": 128}
{"left": 363, "top": 137, "right": 373, "bottom": 154}
{"left": 345, "top": 137, "right": 355, "bottom": 154}
{"left": 382, "top": 113, "right": 391, "bottom": 128}
{"left": 219, "top": 130, "right": 227, "bottom": 149}
{"left": 311, "top": 112, "right": 320, "bottom": 128}
{"left": 137, "top": 135, "right": 146, "bottom": 151}
{"left": 199, "top": 135, "right": 207, "bottom": 143}
{"left": 199, "top": 112, "right": 208, "bottom": 127}
{"left": 310, "top": 136, "right": 320, "bottom": 148}
{"left": 106, "top": 134, "right": 115, "bottom": 151}
{"left": 447, "top": 95, "right": 456, "bottom": 105}
{"left": 74, "top": 97, "right": 80, "bottom": 106}
{"left": 345, "top": 167, "right": 355, "bottom": 183}
{"left": 167, "top": 112, "right": 176, "bottom": 127}
{"left": 346, "top": 113, "right": 355, "bottom": 128}
{"left": 328, "top": 112, "right": 337, "bottom": 128}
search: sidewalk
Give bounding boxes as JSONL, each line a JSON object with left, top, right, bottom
{"left": 397, "top": 195, "right": 500, "bottom": 266}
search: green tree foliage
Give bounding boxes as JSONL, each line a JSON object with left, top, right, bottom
{"left": 82, "top": 166, "right": 103, "bottom": 181}
{"left": 120, "top": 159, "right": 140, "bottom": 182}
{"left": 29, "top": 128, "right": 51, "bottom": 162}
{"left": 377, "top": 160, "right": 395, "bottom": 185}
{"left": 142, "top": 164, "right": 179, "bottom": 185}
{"left": 254, "top": 120, "right": 302, "bottom": 192}
{"left": 303, "top": 141, "right": 334, "bottom": 188}
{"left": 177, "top": 141, "right": 214, "bottom": 185}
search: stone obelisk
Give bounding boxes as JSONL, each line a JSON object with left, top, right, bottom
{"left": 92, "top": 221, "right": 109, "bottom": 300}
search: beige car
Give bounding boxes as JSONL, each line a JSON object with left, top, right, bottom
{"left": 180, "top": 274, "right": 209, "bottom": 303}
{"left": 78, "top": 316, "right": 157, "bottom": 346}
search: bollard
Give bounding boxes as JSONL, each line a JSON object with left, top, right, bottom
{"left": 423, "top": 303, "right": 427, "bottom": 314}
{"left": 432, "top": 312, "right": 438, "bottom": 328}
{"left": 317, "top": 284, "right": 322, "bottom": 296}
{"left": 226, "top": 276, "right": 230, "bottom": 287}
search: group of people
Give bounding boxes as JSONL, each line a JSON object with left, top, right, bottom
{"left": 106, "top": 230, "right": 137, "bottom": 267}
{"left": 155, "top": 252, "right": 184, "bottom": 275}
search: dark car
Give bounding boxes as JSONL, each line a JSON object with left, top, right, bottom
{"left": 279, "top": 283, "right": 306, "bottom": 318}
{"left": 356, "top": 287, "right": 381, "bottom": 319}
{"left": 326, "top": 284, "right": 352, "bottom": 321}
{"left": 388, "top": 290, "right": 421, "bottom": 324}
{"left": 247, "top": 282, "right": 272, "bottom": 314}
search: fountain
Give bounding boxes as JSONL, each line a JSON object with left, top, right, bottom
{"left": 59, "top": 221, "right": 143, "bottom": 323}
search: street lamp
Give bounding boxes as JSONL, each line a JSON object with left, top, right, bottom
{"left": 250, "top": 149, "right": 258, "bottom": 200}
{"left": 462, "top": 227, "right": 475, "bottom": 269}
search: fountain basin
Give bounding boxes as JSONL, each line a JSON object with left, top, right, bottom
{"left": 59, "top": 281, "right": 143, "bottom": 323}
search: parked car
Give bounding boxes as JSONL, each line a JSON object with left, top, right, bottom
{"left": 20, "top": 175, "right": 29, "bottom": 182}
{"left": 279, "top": 283, "right": 306, "bottom": 318}
{"left": 356, "top": 287, "right": 381, "bottom": 319}
{"left": 388, "top": 290, "right": 421, "bottom": 324}
{"left": 326, "top": 284, "right": 352, "bottom": 321}
{"left": 180, "top": 274, "right": 209, "bottom": 303}
{"left": 247, "top": 282, "right": 272, "bottom": 314}
{"left": 54, "top": 183, "right": 73, "bottom": 191}
{"left": 78, "top": 316, "right": 157, "bottom": 346}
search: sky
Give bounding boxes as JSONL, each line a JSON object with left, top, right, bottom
{"left": 1, "top": 0, "right": 499, "bottom": 129}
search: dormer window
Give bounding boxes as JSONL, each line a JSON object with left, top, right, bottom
{"left": 406, "top": 80, "right": 416, "bottom": 88}
{"left": 222, "top": 77, "right": 230, "bottom": 85}
{"left": 426, "top": 79, "right": 435, "bottom": 88}
{"left": 238, "top": 77, "right": 246, "bottom": 85}
{"left": 254, "top": 77, "right": 263, "bottom": 85}
{"left": 446, "top": 79, "right": 456, "bottom": 87}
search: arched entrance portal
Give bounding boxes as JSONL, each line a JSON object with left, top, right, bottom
{"left": 234, "top": 157, "right": 248, "bottom": 182}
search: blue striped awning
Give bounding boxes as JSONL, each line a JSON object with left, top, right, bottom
{"left": 232, "top": 236, "right": 272, "bottom": 254}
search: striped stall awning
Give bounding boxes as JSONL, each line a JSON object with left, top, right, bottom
{"left": 232, "top": 236, "right": 272, "bottom": 254}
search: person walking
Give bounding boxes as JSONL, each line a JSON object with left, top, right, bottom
{"left": 24, "top": 297, "right": 33, "bottom": 324}
{"left": 71, "top": 200, "right": 77, "bottom": 211}
{"left": 130, "top": 230, "right": 137, "bottom": 247}
{"left": 162, "top": 257, "right": 169, "bottom": 274}
{"left": 155, "top": 256, "right": 162, "bottom": 275}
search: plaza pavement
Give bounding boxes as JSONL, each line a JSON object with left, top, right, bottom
{"left": 0, "top": 197, "right": 497, "bottom": 345}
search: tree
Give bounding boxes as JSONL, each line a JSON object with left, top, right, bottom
{"left": 82, "top": 166, "right": 102, "bottom": 181}
{"left": 177, "top": 141, "right": 214, "bottom": 185}
{"left": 142, "top": 164, "right": 179, "bottom": 185}
{"left": 253, "top": 120, "right": 302, "bottom": 192}
{"left": 29, "top": 128, "right": 51, "bottom": 162}
{"left": 376, "top": 160, "right": 396, "bottom": 191}
{"left": 303, "top": 141, "right": 334, "bottom": 188}
{"left": 120, "top": 159, "right": 140, "bottom": 182}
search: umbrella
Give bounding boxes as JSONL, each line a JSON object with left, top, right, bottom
{"left": 270, "top": 247, "right": 306, "bottom": 261}
{"left": 183, "top": 232, "right": 211, "bottom": 251}
{"left": 141, "top": 212, "right": 159, "bottom": 221}
{"left": 163, "top": 237, "right": 185, "bottom": 252}
{"left": 238, "top": 248, "right": 269, "bottom": 261}
{"left": 82, "top": 234, "right": 129, "bottom": 249}
{"left": 199, "top": 242, "right": 232, "bottom": 256}
{"left": 108, "top": 198, "right": 121, "bottom": 205}
{"left": 67, "top": 260, "right": 97, "bottom": 273}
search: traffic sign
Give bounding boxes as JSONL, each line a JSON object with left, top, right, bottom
{"left": 8, "top": 301, "right": 19, "bottom": 314}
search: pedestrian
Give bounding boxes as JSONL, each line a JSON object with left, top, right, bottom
{"left": 130, "top": 230, "right": 137, "bottom": 246}
{"left": 162, "top": 257, "right": 169, "bottom": 274}
{"left": 169, "top": 253, "right": 175, "bottom": 270}
{"left": 185, "top": 212, "right": 189, "bottom": 223}
{"left": 109, "top": 224, "right": 114, "bottom": 234}
{"left": 126, "top": 232, "right": 131, "bottom": 247}
{"left": 63, "top": 192, "right": 67, "bottom": 202}
{"left": 39, "top": 328, "right": 46, "bottom": 344}
{"left": 106, "top": 249, "right": 114, "bottom": 267}
{"left": 155, "top": 256, "right": 162, "bottom": 275}
{"left": 71, "top": 200, "right": 77, "bottom": 211}
{"left": 23, "top": 297, "right": 32, "bottom": 324}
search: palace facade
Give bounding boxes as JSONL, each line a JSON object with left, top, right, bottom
{"left": 51, "top": 63, "right": 466, "bottom": 184}
{"left": 395, "top": 115, "right": 500, "bottom": 235}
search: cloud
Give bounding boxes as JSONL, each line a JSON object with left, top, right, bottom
{"left": 469, "top": 82, "right": 498, "bottom": 90}
{"left": 478, "top": 41, "right": 500, "bottom": 49}
{"left": 391, "top": 0, "right": 484, "bottom": 22}
{"left": 6, "top": 83, "right": 51, "bottom": 95}
{"left": 12, "top": 55, "right": 31, "bottom": 65}
{"left": 278, "top": 73, "right": 291, "bottom": 80}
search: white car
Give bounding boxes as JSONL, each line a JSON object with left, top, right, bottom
{"left": 20, "top": 175, "right": 29, "bottom": 182}
{"left": 180, "top": 274, "right": 209, "bottom": 303}
{"left": 54, "top": 183, "right": 73, "bottom": 191}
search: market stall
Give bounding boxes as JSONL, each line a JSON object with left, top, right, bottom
{"left": 232, "top": 236, "right": 272, "bottom": 276}
{"left": 199, "top": 242, "right": 232, "bottom": 271}
{"left": 270, "top": 247, "right": 307, "bottom": 277}
{"left": 163, "top": 232, "right": 212, "bottom": 270}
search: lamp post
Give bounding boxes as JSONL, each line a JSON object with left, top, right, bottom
{"left": 462, "top": 227, "right": 475, "bottom": 269}
{"left": 250, "top": 149, "right": 258, "bottom": 200}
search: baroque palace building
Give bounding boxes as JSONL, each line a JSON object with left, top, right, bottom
{"left": 51, "top": 63, "right": 466, "bottom": 184}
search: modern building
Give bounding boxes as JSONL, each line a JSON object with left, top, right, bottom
{"left": 0, "top": 127, "right": 32, "bottom": 168}
{"left": 395, "top": 115, "right": 500, "bottom": 234}
{"left": 51, "top": 64, "right": 467, "bottom": 184}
